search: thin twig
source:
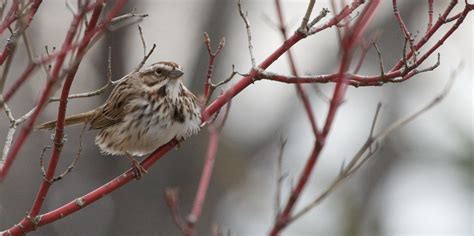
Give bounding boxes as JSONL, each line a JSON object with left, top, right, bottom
{"left": 203, "top": 32, "right": 227, "bottom": 105}
{"left": 51, "top": 122, "right": 87, "bottom": 182}
{"left": 110, "top": 9, "right": 148, "bottom": 24}
{"left": 237, "top": 0, "right": 256, "bottom": 68}
{"left": 298, "top": 0, "right": 316, "bottom": 33}
{"left": 427, "top": 0, "right": 434, "bottom": 32}
{"left": 372, "top": 42, "right": 385, "bottom": 78}
{"left": 393, "top": 0, "right": 418, "bottom": 63}
{"left": 39, "top": 146, "right": 52, "bottom": 179}
{"left": 307, "top": 8, "right": 330, "bottom": 29}
{"left": 0, "top": 101, "right": 16, "bottom": 167}
{"left": 164, "top": 188, "right": 188, "bottom": 234}
{"left": 274, "top": 137, "right": 287, "bottom": 219}
{"left": 108, "top": 9, "right": 148, "bottom": 31}
{"left": 133, "top": 43, "right": 156, "bottom": 73}
{"left": 137, "top": 25, "right": 147, "bottom": 58}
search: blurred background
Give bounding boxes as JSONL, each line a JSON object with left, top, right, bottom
{"left": 0, "top": 0, "right": 472, "bottom": 235}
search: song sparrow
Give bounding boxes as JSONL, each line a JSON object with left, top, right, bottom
{"left": 37, "top": 61, "right": 201, "bottom": 178}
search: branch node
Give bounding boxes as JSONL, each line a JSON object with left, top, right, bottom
{"left": 25, "top": 213, "right": 41, "bottom": 226}
{"left": 74, "top": 197, "right": 85, "bottom": 207}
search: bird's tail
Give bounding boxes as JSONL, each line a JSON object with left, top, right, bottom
{"left": 36, "top": 110, "right": 95, "bottom": 130}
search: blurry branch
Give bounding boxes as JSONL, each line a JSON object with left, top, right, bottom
{"left": 297, "top": 0, "right": 315, "bottom": 34}
{"left": 274, "top": 0, "right": 321, "bottom": 140}
{"left": 166, "top": 101, "right": 231, "bottom": 236}
{"left": 108, "top": 8, "right": 148, "bottom": 31}
{"left": 427, "top": 0, "right": 434, "bottom": 31}
{"left": 329, "top": 0, "right": 343, "bottom": 46}
{"left": 290, "top": 65, "right": 461, "bottom": 222}
{"left": 165, "top": 188, "right": 188, "bottom": 234}
{"left": 0, "top": 101, "right": 16, "bottom": 168}
{"left": 270, "top": 1, "right": 381, "bottom": 235}
{"left": 274, "top": 137, "right": 287, "bottom": 219}
{"left": 166, "top": 32, "right": 232, "bottom": 233}
{"left": 353, "top": 32, "right": 382, "bottom": 74}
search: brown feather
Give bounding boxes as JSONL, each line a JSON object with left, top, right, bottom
{"left": 36, "top": 110, "right": 96, "bottom": 130}
{"left": 88, "top": 81, "right": 138, "bottom": 129}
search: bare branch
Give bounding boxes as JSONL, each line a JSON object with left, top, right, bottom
{"left": 373, "top": 42, "right": 385, "bottom": 78}
{"left": 51, "top": 122, "right": 86, "bottom": 182}
{"left": 137, "top": 25, "right": 147, "bottom": 58}
{"left": 133, "top": 43, "right": 157, "bottom": 72}
{"left": 298, "top": 0, "right": 316, "bottom": 33}
{"left": 164, "top": 188, "right": 188, "bottom": 234}
{"left": 237, "top": 0, "right": 256, "bottom": 68}
{"left": 291, "top": 65, "right": 460, "bottom": 222}
{"left": 274, "top": 137, "right": 287, "bottom": 218}
{"left": 109, "top": 9, "right": 148, "bottom": 31}
{"left": 307, "top": 8, "right": 330, "bottom": 29}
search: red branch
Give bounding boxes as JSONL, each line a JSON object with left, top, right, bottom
{"left": 203, "top": 32, "right": 225, "bottom": 102}
{"left": 427, "top": 0, "right": 434, "bottom": 31}
{"left": 274, "top": 0, "right": 320, "bottom": 139}
{"left": 29, "top": 1, "right": 105, "bottom": 217}
{"left": 0, "top": 0, "right": 19, "bottom": 36}
{"left": 186, "top": 129, "right": 220, "bottom": 235}
{"left": 185, "top": 35, "right": 229, "bottom": 235}
{"left": 270, "top": 1, "right": 380, "bottom": 235}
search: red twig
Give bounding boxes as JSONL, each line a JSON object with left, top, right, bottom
{"left": 274, "top": 0, "right": 320, "bottom": 139}
{"left": 165, "top": 188, "right": 187, "bottom": 233}
{"left": 392, "top": 0, "right": 418, "bottom": 63}
{"left": 0, "top": 0, "right": 19, "bottom": 36}
{"left": 309, "top": 0, "right": 365, "bottom": 35}
{"left": 330, "top": 0, "right": 344, "bottom": 46}
{"left": 270, "top": 1, "right": 380, "bottom": 235}
{"left": 427, "top": 0, "right": 434, "bottom": 31}
{"left": 203, "top": 32, "right": 225, "bottom": 103}
{"left": 186, "top": 129, "right": 220, "bottom": 235}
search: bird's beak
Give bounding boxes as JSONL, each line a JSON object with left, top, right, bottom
{"left": 168, "top": 68, "right": 184, "bottom": 80}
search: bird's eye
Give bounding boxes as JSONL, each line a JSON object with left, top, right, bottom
{"left": 155, "top": 68, "right": 164, "bottom": 75}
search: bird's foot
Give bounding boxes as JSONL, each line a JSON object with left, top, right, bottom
{"left": 126, "top": 154, "right": 148, "bottom": 180}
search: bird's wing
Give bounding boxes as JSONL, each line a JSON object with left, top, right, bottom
{"left": 89, "top": 82, "right": 137, "bottom": 129}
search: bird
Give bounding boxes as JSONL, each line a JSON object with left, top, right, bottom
{"left": 37, "top": 61, "right": 202, "bottom": 178}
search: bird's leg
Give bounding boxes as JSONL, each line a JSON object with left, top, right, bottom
{"left": 174, "top": 136, "right": 186, "bottom": 150}
{"left": 126, "top": 153, "right": 148, "bottom": 180}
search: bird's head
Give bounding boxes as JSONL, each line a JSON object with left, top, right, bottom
{"left": 139, "top": 61, "right": 185, "bottom": 98}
